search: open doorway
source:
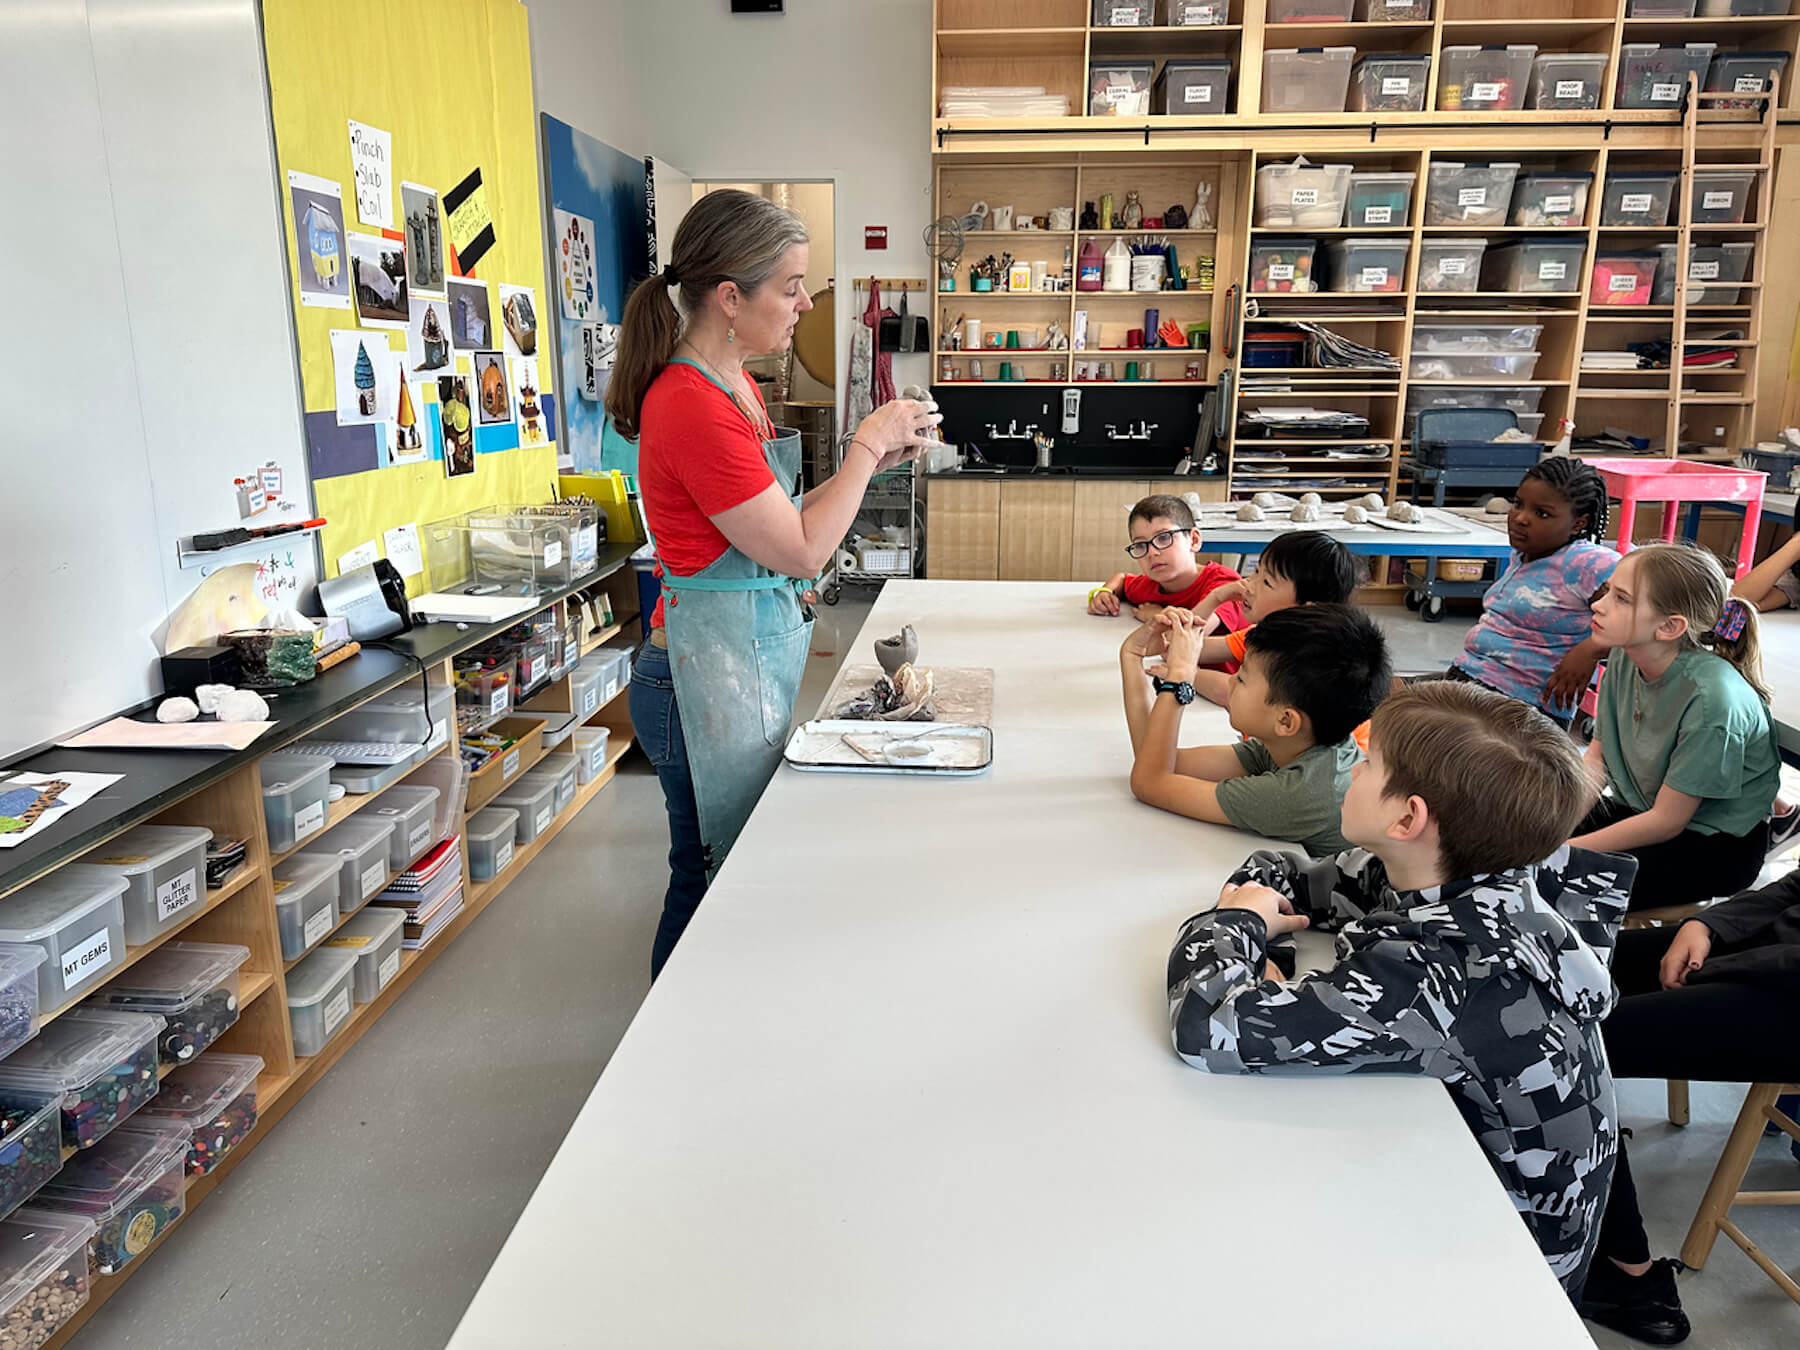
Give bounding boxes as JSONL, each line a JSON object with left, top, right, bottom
{"left": 692, "top": 180, "right": 836, "bottom": 488}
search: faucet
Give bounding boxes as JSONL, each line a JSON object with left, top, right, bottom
{"left": 983, "top": 421, "right": 1031, "bottom": 442}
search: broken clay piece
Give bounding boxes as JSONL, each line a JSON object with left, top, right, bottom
{"left": 874, "top": 624, "right": 919, "bottom": 678}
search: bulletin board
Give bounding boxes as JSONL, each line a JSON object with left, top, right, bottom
{"left": 263, "top": 0, "right": 559, "bottom": 586}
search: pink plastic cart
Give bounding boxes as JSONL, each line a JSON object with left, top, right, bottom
{"left": 1583, "top": 458, "right": 1767, "bottom": 579}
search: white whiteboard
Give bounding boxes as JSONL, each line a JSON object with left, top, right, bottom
{"left": 0, "top": 0, "right": 317, "bottom": 760}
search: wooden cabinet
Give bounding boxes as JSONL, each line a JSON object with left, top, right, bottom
{"left": 1070, "top": 480, "right": 1149, "bottom": 583}
{"left": 924, "top": 478, "right": 1001, "bottom": 580}
{"left": 998, "top": 480, "right": 1075, "bottom": 580}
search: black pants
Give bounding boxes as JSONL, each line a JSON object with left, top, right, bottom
{"left": 1578, "top": 797, "right": 1768, "bottom": 913}
{"left": 1594, "top": 928, "right": 1800, "bottom": 1265}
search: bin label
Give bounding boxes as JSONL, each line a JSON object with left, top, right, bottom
{"left": 305, "top": 904, "right": 334, "bottom": 946}
{"left": 1609, "top": 274, "right": 1640, "bottom": 292}
{"left": 494, "top": 839, "right": 514, "bottom": 875}
{"left": 293, "top": 800, "right": 325, "bottom": 844}
{"left": 1381, "top": 77, "right": 1411, "bottom": 96}
{"left": 1620, "top": 192, "right": 1653, "bottom": 214}
{"left": 1110, "top": 6, "right": 1141, "bottom": 21}
{"left": 1362, "top": 206, "right": 1392, "bottom": 224}
{"left": 156, "top": 868, "right": 199, "bottom": 922}
{"left": 1103, "top": 84, "right": 1135, "bottom": 106}
{"left": 1543, "top": 194, "right": 1573, "bottom": 214}
{"left": 1734, "top": 76, "right": 1764, "bottom": 93}
{"left": 535, "top": 806, "right": 553, "bottom": 836}
{"left": 1651, "top": 82, "right": 1681, "bottom": 102}
{"left": 489, "top": 688, "right": 509, "bottom": 717}
{"left": 1470, "top": 82, "right": 1502, "bottom": 103}
{"left": 1290, "top": 188, "right": 1318, "bottom": 206}
{"left": 1360, "top": 267, "right": 1390, "bottom": 287}
{"left": 581, "top": 687, "right": 599, "bottom": 715}
{"left": 327, "top": 935, "right": 374, "bottom": 948}
{"left": 1183, "top": 85, "right": 1212, "bottom": 104}
{"left": 1555, "top": 80, "right": 1586, "bottom": 100}
{"left": 324, "top": 988, "right": 351, "bottom": 1037}
{"left": 1689, "top": 260, "right": 1720, "bottom": 280}
{"left": 1457, "top": 187, "right": 1487, "bottom": 207}
{"left": 63, "top": 928, "right": 113, "bottom": 986}
{"left": 1702, "top": 191, "right": 1733, "bottom": 211}
{"left": 502, "top": 748, "right": 521, "bottom": 779}
{"left": 362, "top": 862, "right": 387, "bottom": 898}
{"left": 408, "top": 822, "right": 432, "bottom": 856}
{"left": 379, "top": 950, "right": 401, "bottom": 988}
{"left": 544, "top": 540, "right": 563, "bottom": 569}
{"left": 1439, "top": 257, "right": 1468, "bottom": 276}
{"left": 1538, "top": 260, "right": 1568, "bottom": 281}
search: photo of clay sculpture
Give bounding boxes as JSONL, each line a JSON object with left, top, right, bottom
{"left": 413, "top": 300, "right": 449, "bottom": 371}
{"left": 402, "top": 183, "right": 444, "bottom": 293}
{"left": 393, "top": 368, "right": 423, "bottom": 455}
{"left": 353, "top": 340, "right": 378, "bottom": 416}
{"left": 447, "top": 277, "right": 490, "bottom": 349}
{"left": 349, "top": 233, "right": 409, "bottom": 325}
{"left": 516, "top": 368, "right": 544, "bottom": 445}
{"left": 439, "top": 375, "right": 475, "bottom": 477}
{"left": 503, "top": 290, "right": 537, "bottom": 355}
{"left": 473, "top": 351, "right": 511, "bottom": 424}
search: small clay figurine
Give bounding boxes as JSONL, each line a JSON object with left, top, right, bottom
{"left": 1079, "top": 201, "right": 1099, "bottom": 230}
{"left": 1121, "top": 191, "right": 1144, "bottom": 229}
{"left": 1165, "top": 204, "right": 1188, "bottom": 230}
{"left": 875, "top": 624, "right": 918, "bottom": 677}
{"left": 1045, "top": 320, "right": 1069, "bottom": 350}
{"left": 1192, "top": 181, "right": 1216, "bottom": 230}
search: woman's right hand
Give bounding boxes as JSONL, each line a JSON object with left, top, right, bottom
{"left": 1659, "top": 919, "right": 1714, "bottom": 989}
{"left": 852, "top": 397, "right": 943, "bottom": 472}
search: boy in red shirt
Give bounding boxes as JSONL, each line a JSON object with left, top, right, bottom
{"left": 1087, "top": 495, "right": 1247, "bottom": 640}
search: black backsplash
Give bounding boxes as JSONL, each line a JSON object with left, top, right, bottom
{"left": 934, "top": 384, "right": 1214, "bottom": 473}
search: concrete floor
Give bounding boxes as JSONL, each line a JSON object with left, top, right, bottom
{"left": 77, "top": 595, "right": 1798, "bottom": 1349}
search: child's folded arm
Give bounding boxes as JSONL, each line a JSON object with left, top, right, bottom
{"left": 1225, "top": 848, "right": 1376, "bottom": 924}
{"left": 1168, "top": 911, "right": 1438, "bottom": 1075}
{"left": 1570, "top": 783, "right": 1701, "bottom": 852}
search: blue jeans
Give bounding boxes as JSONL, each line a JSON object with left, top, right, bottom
{"left": 629, "top": 639, "right": 708, "bottom": 979}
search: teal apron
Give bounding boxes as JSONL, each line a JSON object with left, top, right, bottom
{"left": 660, "top": 358, "right": 813, "bottom": 875}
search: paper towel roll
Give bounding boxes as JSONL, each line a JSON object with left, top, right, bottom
{"left": 835, "top": 549, "right": 857, "bottom": 575}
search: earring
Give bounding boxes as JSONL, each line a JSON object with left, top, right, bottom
{"left": 727, "top": 325, "right": 735, "bottom": 344}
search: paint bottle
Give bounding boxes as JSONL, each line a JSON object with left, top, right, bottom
{"left": 1077, "top": 239, "right": 1104, "bottom": 292}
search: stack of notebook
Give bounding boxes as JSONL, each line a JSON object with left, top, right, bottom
{"left": 371, "top": 836, "right": 465, "bottom": 950}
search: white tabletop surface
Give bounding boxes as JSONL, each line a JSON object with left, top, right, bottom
{"left": 1758, "top": 609, "right": 1800, "bottom": 756}
{"left": 448, "top": 582, "right": 1594, "bottom": 1350}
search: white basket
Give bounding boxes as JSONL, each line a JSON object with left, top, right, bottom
{"left": 855, "top": 546, "right": 911, "bottom": 574}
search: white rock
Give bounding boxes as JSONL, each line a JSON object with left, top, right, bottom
{"left": 155, "top": 697, "right": 199, "bottom": 723}
{"left": 215, "top": 689, "right": 270, "bottom": 722}
{"left": 194, "top": 683, "right": 234, "bottom": 715}
{"left": 1236, "top": 502, "right": 1266, "bottom": 522}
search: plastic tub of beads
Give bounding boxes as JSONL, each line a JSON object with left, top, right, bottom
{"left": 83, "top": 825, "right": 211, "bottom": 946}
{"left": 324, "top": 906, "right": 405, "bottom": 1005}
{"left": 465, "top": 808, "right": 518, "bottom": 883}
{"left": 1600, "top": 171, "right": 1678, "bottom": 227}
{"left": 0, "top": 867, "right": 128, "bottom": 1007}
{"left": 1423, "top": 162, "right": 1520, "bottom": 226}
{"left": 0, "top": 949, "right": 44, "bottom": 1065}
{"left": 1509, "top": 172, "right": 1592, "bottom": 228}
{"left": 0, "top": 1210, "right": 95, "bottom": 1347}
{"left": 134, "top": 1052, "right": 262, "bottom": 1178}
{"left": 0, "top": 1092, "right": 63, "bottom": 1223}
{"left": 285, "top": 947, "right": 358, "bottom": 1058}
{"left": 87, "top": 941, "right": 248, "bottom": 1068}
{"left": 1590, "top": 253, "right": 1660, "bottom": 306}
{"left": 1616, "top": 43, "right": 1716, "bottom": 109}
{"left": 0, "top": 1009, "right": 163, "bottom": 1150}
{"left": 1436, "top": 45, "right": 1537, "bottom": 110}
{"left": 22, "top": 1120, "right": 189, "bottom": 1276}
{"left": 1416, "top": 238, "right": 1488, "bottom": 293}
{"left": 1528, "top": 53, "right": 1608, "bottom": 109}
{"left": 271, "top": 854, "right": 341, "bottom": 961}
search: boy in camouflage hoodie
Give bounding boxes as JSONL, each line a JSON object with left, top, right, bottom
{"left": 1167, "top": 682, "right": 1633, "bottom": 1297}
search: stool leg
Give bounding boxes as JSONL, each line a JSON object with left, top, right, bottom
{"left": 1681, "top": 1083, "right": 1783, "bottom": 1269}
{"left": 1662, "top": 502, "right": 1680, "bottom": 544}
{"left": 1616, "top": 496, "right": 1638, "bottom": 552}
{"left": 1668, "top": 1079, "right": 1691, "bottom": 1127}
{"left": 1737, "top": 498, "right": 1764, "bottom": 580}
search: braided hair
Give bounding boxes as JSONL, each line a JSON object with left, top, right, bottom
{"left": 1522, "top": 457, "right": 1609, "bottom": 545}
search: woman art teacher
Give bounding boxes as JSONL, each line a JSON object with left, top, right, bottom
{"left": 608, "top": 190, "right": 938, "bottom": 978}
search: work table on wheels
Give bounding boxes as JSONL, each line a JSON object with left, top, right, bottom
{"left": 448, "top": 581, "right": 1595, "bottom": 1350}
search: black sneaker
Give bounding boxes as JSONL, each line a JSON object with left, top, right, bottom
{"left": 1579, "top": 1257, "right": 1691, "bottom": 1345}
{"left": 1768, "top": 805, "right": 1800, "bottom": 858}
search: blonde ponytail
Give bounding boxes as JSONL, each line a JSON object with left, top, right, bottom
{"left": 1629, "top": 543, "right": 1771, "bottom": 701}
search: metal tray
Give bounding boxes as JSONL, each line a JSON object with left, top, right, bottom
{"left": 782, "top": 721, "right": 993, "bottom": 776}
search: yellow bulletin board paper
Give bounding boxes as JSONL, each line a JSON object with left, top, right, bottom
{"left": 262, "top": 0, "right": 559, "bottom": 581}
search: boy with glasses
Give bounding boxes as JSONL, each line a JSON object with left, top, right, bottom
{"left": 1088, "top": 496, "right": 1248, "bottom": 644}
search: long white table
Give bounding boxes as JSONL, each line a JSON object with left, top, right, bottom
{"left": 1759, "top": 609, "right": 1800, "bottom": 757}
{"left": 448, "top": 582, "right": 1594, "bottom": 1349}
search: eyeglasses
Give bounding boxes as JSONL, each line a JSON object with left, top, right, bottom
{"left": 1125, "top": 529, "right": 1185, "bottom": 559}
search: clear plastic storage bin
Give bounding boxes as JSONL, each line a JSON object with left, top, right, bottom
{"left": 259, "top": 753, "right": 333, "bottom": 854}
{"left": 1412, "top": 324, "right": 1544, "bottom": 353}
{"left": 571, "top": 728, "right": 612, "bottom": 785}
{"left": 1249, "top": 240, "right": 1318, "bottom": 293}
{"left": 1529, "top": 53, "right": 1609, "bottom": 109}
{"left": 1436, "top": 45, "right": 1537, "bottom": 110}
{"left": 1345, "top": 171, "right": 1416, "bottom": 227}
{"left": 1407, "top": 385, "right": 1546, "bottom": 422}
{"left": 1510, "top": 173, "right": 1592, "bottom": 227}
{"left": 84, "top": 825, "right": 211, "bottom": 946}
{"left": 135, "top": 1051, "right": 262, "bottom": 1177}
{"left": 1481, "top": 238, "right": 1588, "bottom": 292}
{"left": 1094, "top": 0, "right": 1153, "bottom": 23}
{"left": 0, "top": 867, "right": 127, "bottom": 1006}
{"left": 1424, "top": 162, "right": 1520, "bottom": 226}
{"left": 0, "top": 1210, "right": 95, "bottom": 1346}
{"left": 526, "top": 759, "right": 578, "bottom": 816}
{"left": 1651, "top": 241, "right": 1754, "bottom": 305}
{"left": 1616, "top": 44, "right": 1716, "bottom": 109}
{"left": 285, "top": 947, "right": 358, "bottom": 1057}
{"left": 493, "top": 777, "right": 558, "bottom": 844}
{"left": 299, "top": 816, "right": 393, "bottom": 919}
{"left": 89, "top": 941, "right": 248, "bottom": 1067}
{"left": 1349, "top": 55, "right": 1431, "bottom": 113}
{"left": 1155, "top": 60, "right": 1231, "bottom": 115}
{"left": 1262, "top": 48, "right": 1354, "bottom": 113}
{"left": 1591, "top": 253, "right": 1660, "bottom": 306}
{"left": 1164, "top": 0, "right": 1230, "bottom": 22}
{"left": 0, "top": 1091, "right": 62, "bottom": 1222}
{"left": 1269, "top": 0, "right": 1352, "bottom": 16}
{"left": 0, "top": 949, "right": 44, "bottom": 1063}
{"left": 1254, "top": 160, "right": 1353, "bottom": 228}
{"left": 1689, "top": 168, "right": 1756, "bottom": 224}
{"left": 1699, "top": 0, "right": 1790, "bottom": 12}
{"left": 325, "top": 906, "right": 405, "bottom": 1005}
{"left": 271, "top": 854, "right": 341, "bottom": 961}
{"left": 25, "top": 1120, "right": 189, "bottom": 1275}
{"left": 369, "top": 785, "right": 440, "bottom": 871}
{"left": 424, "top": 509, "right": 574, "bottom": 596}
{"left": 1324, "top": 239, "right": 1409, "bottom": 292}
{"left": 0, "top": 1009, "right": 163, "bottom": 1150}
{"left": 567, "top": 661, "right": 608, "bottom": 720}
{"left": 1357, "top": 0, "right": 1431, "bottom": 15}
{"left": 577, "top": 652, "right": 619, "bottom": 707}
{"left": 1089, "top": 61, "right": 1155, "bottom": 116}
{"left": 1627, "top": 0, "right": 1697, "bottom": 14}
{"left": 1704, "top": 51, "right": 1788, "bottom": 108}
{"left": 1601, "top": 171, "right": 1678, "bottom": 227}
{"left": 1417, "top": 237, "right": 1488, "bottom": 292}
{"left": 321, "top": 681, "right": 454, "bottom": 755}
{"left": 1409, "top": 351, "right": 1544, "bottom": 380}
{"left": 465, "top": 808, "right": 518, "bottom": 882}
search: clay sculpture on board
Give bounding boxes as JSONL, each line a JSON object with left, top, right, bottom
{"left": 875, "top": 624, "right": 918, "bottom": 677}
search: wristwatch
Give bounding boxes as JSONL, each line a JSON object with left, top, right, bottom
{"left": 1152, "top": 677, "right": 1196, "bottom": 706}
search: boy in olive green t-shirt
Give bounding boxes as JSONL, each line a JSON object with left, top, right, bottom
{"left": 1122, "top": 605, "right": 1391, "bottom": 858}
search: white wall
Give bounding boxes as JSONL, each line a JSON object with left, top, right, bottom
{"left": 526, "top": 0, "right": 935, "bottom": 418}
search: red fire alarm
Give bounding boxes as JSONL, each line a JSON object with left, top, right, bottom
{"left": 864, "top": 225, "right": 888, "bottom": 250}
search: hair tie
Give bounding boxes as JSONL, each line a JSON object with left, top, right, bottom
{"left": 1713, "top": 596, "right": 1749, "bottom": 641}
{"left": 661, "top": 263, "right": 680, "bottom": 286}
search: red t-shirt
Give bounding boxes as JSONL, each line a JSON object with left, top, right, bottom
{"left": 638, "top": 363, "right": 778, "bottom": 626}
{"left": 1118, "top": 563, "right": 1247, "bottom": 632}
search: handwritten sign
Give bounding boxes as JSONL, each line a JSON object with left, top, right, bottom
{"left": 347, "top": 121, "right": 393, "bottom": 229}
{"left": 444, "top": 167, "right": 495, "bottom": 273}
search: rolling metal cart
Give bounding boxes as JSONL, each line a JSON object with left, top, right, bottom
{"left": 823, "top": 463, "right": 917, "bottom": 606}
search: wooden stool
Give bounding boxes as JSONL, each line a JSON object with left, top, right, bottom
{"left": 1620, "top": 901, "right": 1716, "bottom": 1126}
{"left": 1679, "top": 1083, "right": 1800, "bottom": 1304}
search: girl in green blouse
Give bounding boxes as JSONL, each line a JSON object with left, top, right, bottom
{"left": 1571, "top": 543, "right": 1781, "bottom": 912}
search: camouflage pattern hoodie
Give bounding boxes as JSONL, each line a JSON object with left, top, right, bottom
{"left": 1167, "top": 845, "right": 1633, "bottom": 1296}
